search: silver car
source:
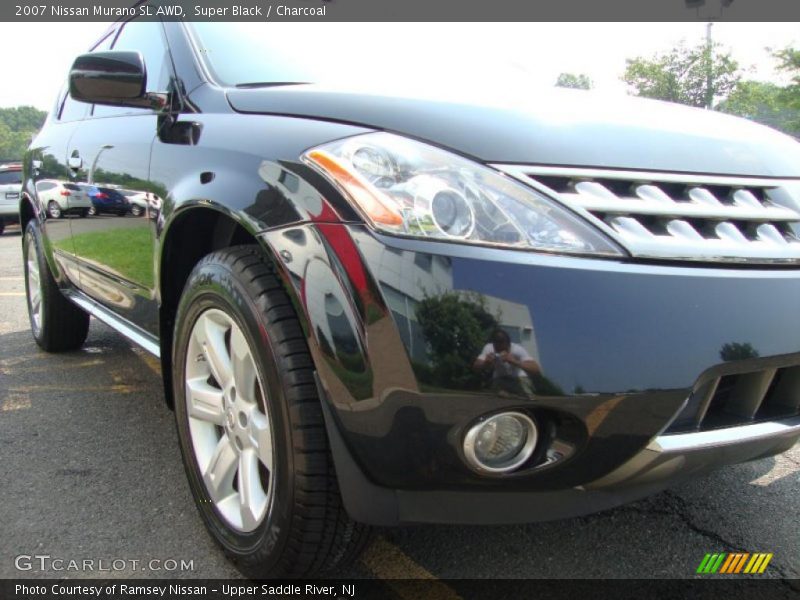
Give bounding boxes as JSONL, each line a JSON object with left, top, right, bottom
{"left": 0, "top": 164, "right": 22, "bottom": 234}
{"left": 36, "top": 179, "right": 93, "bottom": 219}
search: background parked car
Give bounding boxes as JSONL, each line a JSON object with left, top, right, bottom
{"left": 80, "top": 184, "right": 130, "bottom": 216}
{"left": 36, "top": 180, "right": 92, "bottom": 219}
{"left": 120, "top": 189, "right": 148, "bottom": 217}
{"left": 0, "top": 163, "right": 22, "bottom": 234}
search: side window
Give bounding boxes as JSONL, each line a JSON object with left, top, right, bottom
{"left": 92, "top": 21, "right": 172, "bottom": 118}
{"left": 58, "top": 87, "right": 90, "bottom": 122}
{"left": 36, "top": 181, "right": 55, "bottom": 192}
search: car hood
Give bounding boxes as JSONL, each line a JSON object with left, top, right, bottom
{"left": 227, "top": 84, "right": 800, "bottom": 178}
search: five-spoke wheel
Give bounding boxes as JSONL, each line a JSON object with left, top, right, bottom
{"left": 185, "top": 308, "right": 274, "bottom": 532}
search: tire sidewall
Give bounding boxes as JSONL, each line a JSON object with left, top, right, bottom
{"left": 172, "top": 259, "right": 296, "bottom": 572}
{"left": 23, "top": 221, "right": 45, "bottom": 342}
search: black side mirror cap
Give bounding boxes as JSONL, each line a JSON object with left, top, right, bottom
{"left": 69, "top": 51, "right": 160, "bottom": 109}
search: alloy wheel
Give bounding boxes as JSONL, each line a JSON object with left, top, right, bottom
{"left": 25, "top": 234, "right": 43, "bottom": 335}
{"left": 185, "top": 308, "right": 275, "bottom": 532}
{"left": 48, "top": 201, "right": 61, "bottom": 219}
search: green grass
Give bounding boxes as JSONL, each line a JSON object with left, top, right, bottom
{"left": 56, "top": 226, "right": 154, "bottom": 288}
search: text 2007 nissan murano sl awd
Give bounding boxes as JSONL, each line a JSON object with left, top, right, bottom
{"left": 19, "top": 17, "right": 800, "bottom": 576}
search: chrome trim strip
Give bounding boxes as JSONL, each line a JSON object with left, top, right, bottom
{"left": 65, "top": 290, "right": 161, "bottom": 358}
{"left": 651, "top": 417, "right": 800, "bottom": 453}
{"left": 493, "top": 165, "right": 800, "bottom": 188}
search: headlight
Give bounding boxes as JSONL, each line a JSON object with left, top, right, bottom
{"left": 303, "top": 132, "right": 622, "bottom": 256}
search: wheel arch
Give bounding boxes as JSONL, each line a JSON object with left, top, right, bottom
{"left": 19, "top": 193, "right": 37, "bottom": 231}
{"left": 156, "top": 203, "right": 311, "bottom": 409}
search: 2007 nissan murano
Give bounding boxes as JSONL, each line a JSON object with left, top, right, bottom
{"left": 20, "top": 15, "right": 800, "bottom": 577}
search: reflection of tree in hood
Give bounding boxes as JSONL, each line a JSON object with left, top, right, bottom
{"left": 415, "top": 291, "right": 498, "bottom": 389}
{"left": 719, "top": 341, "right": 759, "bottom": 362}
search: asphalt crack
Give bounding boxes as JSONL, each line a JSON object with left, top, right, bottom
{"left": 648, "top": 491, "right": 798, "bottom": 587}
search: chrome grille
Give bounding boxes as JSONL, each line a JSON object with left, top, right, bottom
{"left": 495, "top": 165, "right": 800, "bottom": 263}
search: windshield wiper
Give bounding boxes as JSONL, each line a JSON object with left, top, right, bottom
{"left": 235, "top": 81, "right": 310, "bottom": 89}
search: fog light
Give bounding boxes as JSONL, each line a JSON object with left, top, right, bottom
{"left": 463, "top": 412, "right": 537, "bottom": 473}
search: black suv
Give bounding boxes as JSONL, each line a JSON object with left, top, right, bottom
{"left": 20, "top": 17, "right": 800, "bottom": 577}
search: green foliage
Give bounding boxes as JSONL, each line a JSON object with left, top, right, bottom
{"left": 0, "top": 106, "right": 47, "bottom": 132}
{"left": 0, "top": 106, "right": 47, "bottom": 162}
{"left": 555, "top": 72, "right": 593, "bottom": 90}
{"left": 717, "top": 80, "right": 799, "bottom": 135}
{"left": 774, "top": 47, "right": 800, "bottom": 133}
{"left": 719, "top": 342, "right": 759, "bottom": 362}
{"left": 414, "top": 292, "right": 498, "bottom": 389}
{"left": 56, "top": 225, "right": 154, "bottom": 288}
{"left": 622, "top": 41, "right": 740, "bottom": 108}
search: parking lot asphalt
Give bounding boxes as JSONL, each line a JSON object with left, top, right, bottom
{"left": 0, "top": 225, "right": 798, "bottom": 585}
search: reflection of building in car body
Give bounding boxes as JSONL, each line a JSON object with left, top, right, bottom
{"left": 354, "top": 232, "right": 540, "bottom": 365}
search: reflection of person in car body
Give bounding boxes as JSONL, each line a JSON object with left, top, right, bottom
{"left": 474, "top": 329, "right": 540, "bottom": 396}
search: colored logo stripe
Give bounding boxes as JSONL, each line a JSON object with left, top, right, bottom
{"left": 697, "top": 553, "right": 773, "bottom": 574}
{"left": 720, "top": 553, "right": 749, "bottom": 573}
{"left": 697, "top": 553, "right": 726, "bottom": 573}
{"left": 744, "top": 553, "right": 773, "bottom": 574}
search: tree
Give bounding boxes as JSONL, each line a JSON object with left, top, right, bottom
{"left": 622, "top": 41, "right": 740, "bottom": 108}
{"left": 414, "top": 292, "right": 499, "bottom": 390}
{"left": 0, "top": 106, "right": 47, "bottom": 132}
{"left": 717, "top": 80, "right": 798, "bottom": 136}
{"left": 719, "top": 342, "right": 759, "bottom": 362}
{"left": 555, "top": 72, "right": 593, "bottom": 90}
{"left": 774, "top": 47, "right": 800, "bottom": 133}
{"left": 0, "top": 105, "right": 47, "bottom": 162}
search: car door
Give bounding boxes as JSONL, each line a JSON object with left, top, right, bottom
{"left": 27, "top": 88, "right": 92, "bottom": 287}
{"left": 66, "top": 19, "right": 173, "bottom": 335}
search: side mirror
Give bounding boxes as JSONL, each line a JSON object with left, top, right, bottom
{"left": 69, "top": 51, "right": 162, "bottom": 109}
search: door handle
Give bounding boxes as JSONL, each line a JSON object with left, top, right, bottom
{"left": 68, "top": 155, "right": 82, "bottom": 170}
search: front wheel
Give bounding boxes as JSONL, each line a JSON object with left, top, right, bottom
{"left": 172, "top": 246, "right": 371, "bottom": 578}
{"left": 23, "top": 220, "right": 90, "bottom": 351}
{"left": 130, "top": 205, "right": 143, "bottom": 217}
{"left": 87, "top": 206, "right": 96, "bottom": 216}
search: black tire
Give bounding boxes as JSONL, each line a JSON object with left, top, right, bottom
{"left": 23, "top": 220, "right": 90, "bottom": 352}
{"left": 79, "top": 209, "right": 89, "bottom": 218}
{"left": 172, "top": 245, "right": 371, "bottom": 578}
{"left": 0, "top": 219, "right": 4, "bottom": 235}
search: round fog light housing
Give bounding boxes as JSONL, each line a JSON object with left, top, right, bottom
{"left": 463, "top": 412, "right": 537, "bottom": 474}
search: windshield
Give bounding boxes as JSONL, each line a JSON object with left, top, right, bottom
{"left": 189, "top": 23, "right": 532, "bottom": 92}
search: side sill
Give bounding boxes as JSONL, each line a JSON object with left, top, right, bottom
{"left": 63, "top": 290, "right": 161, "bottom": 358}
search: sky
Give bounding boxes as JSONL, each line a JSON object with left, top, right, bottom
{"left": 0, "top": 22, "right": 797, "bottom": 111}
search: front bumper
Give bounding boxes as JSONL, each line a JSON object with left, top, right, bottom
{"left": 261, "top": 223, "right": 800, "bottom": 525}
{"left": 322, "top": 395, "right": 800, "bottom": 525}
{"left": 0, "top": 205, "right": 19, "bottom": 221}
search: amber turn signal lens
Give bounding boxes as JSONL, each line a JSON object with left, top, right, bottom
{"left": 306, "top": 149, "right": 403, "bottom": 227}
